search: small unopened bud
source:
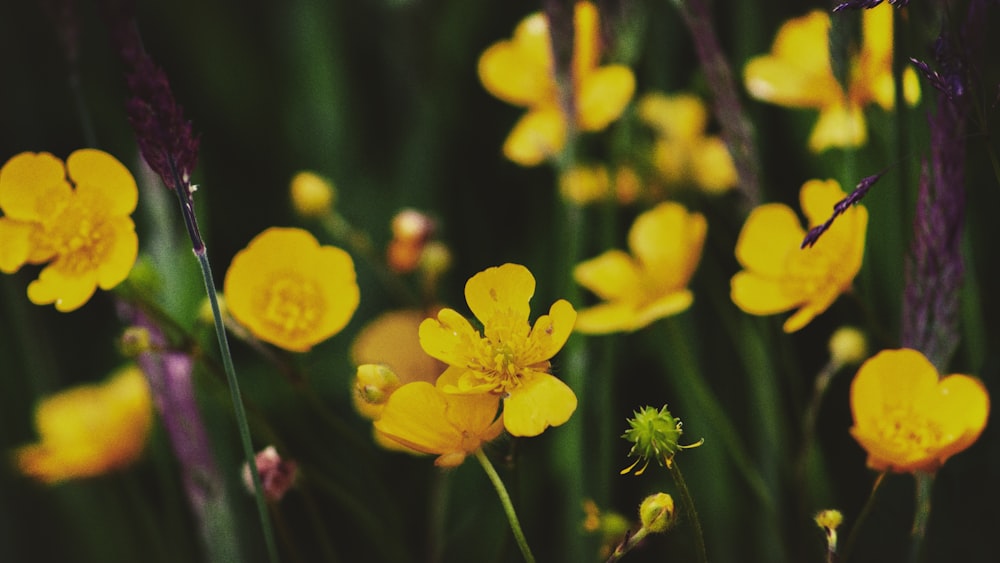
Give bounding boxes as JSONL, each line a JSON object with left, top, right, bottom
{"left": 242, "top": 446, "right": 298, "bottom": 503}
{"left": 419, "top": 241, "right": 452, "bottom": 281}
{"left": 814, "top": 509, "right": 843, "bottom": 553}
{"left": 353, "top": 364, "right": 401, "bottom": 419}
{"left": 119, "top": 326, "right": 152, "bottom": 357}
{"left": 828, "top": 326, "right": 868, "bottom": 366}
{"left": 621, "top": 405, "right": 703, "bottom": 475}
{"left": 391, "top": 208, "right": 435, "bottom": 243}
{"left": 638, "top": 492, "right": 676, "bottom": 533}
{"left": 614, "top": 166, "right": 642, "bottom": 205}
{"left": 290, "top": 171, "right": 336, "bottom": 218}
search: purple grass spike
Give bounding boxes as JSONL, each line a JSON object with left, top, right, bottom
{"left": 801, "top": 172, "right": 885, "bottom": 249}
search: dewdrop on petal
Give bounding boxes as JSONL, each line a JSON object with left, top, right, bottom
{"left": 829, "top": 326, "right": 868, "bottom": 366}
{"left": 290, "top": 171, "right": 336, "bottom": 218}
{"left": 621, "top": 405, "right": 703, "bottom": 475}
{"left": 638, "top": 492, "right": 677, "bottom": 533}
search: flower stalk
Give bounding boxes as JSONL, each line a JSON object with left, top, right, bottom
{"left": 475, "top": 450, "right": 537, "bottom": 563}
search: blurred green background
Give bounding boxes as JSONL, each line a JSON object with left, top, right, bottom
{"left": 2, "top": 1, "right": 999, "bottom": 562}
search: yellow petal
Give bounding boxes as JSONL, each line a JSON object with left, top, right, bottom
{"left": 691, "top": 137, "right": 738, "bottom": 193}
{"left": 799, "top": 179, "right": 845, "bottom": 227}
{"left": 637, "top": 92, "right": 708, "bottom": 141}
{"left": 17, "top": 366, "right": 152, "bottom": 483}
{"left": 574, "top": 302, "right": 640, "bottom": 334}
{"left": 850, "top": 349, "right": 938, "bottom": 429}
{"left": 419, "top": 309, "right": 481, "bottom": 367}
{"left": 465, "top": 263, "right": 535, "bottom": 326}
{"left": 478, "top": 22, "right": 554, "bottom": 108}
{"left": 525, "top": 299, "right": 577, "bottom": 364}
{"left": 634, "top": 290, "right": 694, "bottom": 328}
{"left": 734, "top": 203, "right": 804, "bottom": 275}
{"left": 28, "top": 262, "right": 99, "bottom": 312}
{"left": 572, "top": 0, "right": 600, "bottom": 79}
{"left": 576, "top": 65, "right": 635, "bottom": 131}
{"left": 0, "top": 152, "right": 71, "bottom": 222}
{"left": 574, "top": 249, "right": 642, "bottom": 302}
{"left": 730, "top": 271, "right": 802, "bottom": 316}
{"left": 96, "top": 218, "right": 139, "bottom": 290}
{"left": 503, "top": 107, "right": 567, "bottom": 166}
{"left": 932, "top": 374, "right": 990, "bottom": 463}
{"left": 503, "top": 372, "right": 577, "bottom": 437}
{"left": 628, "top": 202, "right": 706, "bottom": 290}
{"left": 0, "top": 218, "right": 33, "bottom": 273}
{"left": 374, "top": 382, "right": 501, "bottom": 463}
{"left": 809, "top": 103, "right": 867, "bottom": 153}
{"left": 66, "top": 149, "right": 138, "bottom": 217}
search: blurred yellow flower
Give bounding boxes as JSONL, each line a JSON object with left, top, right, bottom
{"left": 419, "top": 263, "right": 577, "bottom": 437}
{"left": 850, "top": 348, "right": 989, "bottom": 473}
{"left": 731, "top": 179, "right": 867, "bottom": 332}
{"left": 289, "top": 171, "right": 335, "bottom": 218}
{"left": 224, "top": 227, "right": 360, "bottom": 352}
{"left": 574, "top": 202, "right": 706, "bottom": 334}
{"left": 374, "top": 381, "right": 504, "bottom": 467}
{"left": 0, "top": 150, "right": 139, "bottom": 312}
{"left": 16, "top": 366, "right": 153, "bottom": 484}
{"left": 638, "top": 92, "right": 737, "bottom": 194}
{"left": 351, "top": 308, "right": 446, "bottom": 419}
{"left": 478, "top": 1, "right": 635, "bottom": 166}
{"left": 743, "top": 6, "right": 920, "bottom": 152}
{"left": 559, "top": 164, "right": 611, "bottom": 204}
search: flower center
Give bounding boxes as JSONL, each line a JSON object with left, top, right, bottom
{"left": 35, "top": 201, "right": 114, "bottom": 276}
{"left": 875, "top": 406, "right": 944, "bottom": 456}
{"left": 261, "top": 274, "right": 323, "bottom": 339}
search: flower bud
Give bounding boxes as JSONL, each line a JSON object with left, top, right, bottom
{"left": 814, "top": 509, "right": 843, "bottom": 552}
{"left": 353, "top": 364, "right": 401, "bottom": 419}
{"left": 391, "top": 208, "right": 434, "bottom": 243}
{"left": 638, "top": 492, "right": 676, "bottom": 533}
{"left": 119, "top": 326, "right": 152, "bottom": 357}
{"left": 242, "top": 446, "right": 298, "bottom": 503}
{"left": 829, "top": 326, "right": 868, "bottom": 366}
{"left": 290, "top": 171, "right": 336, "bottom": 218}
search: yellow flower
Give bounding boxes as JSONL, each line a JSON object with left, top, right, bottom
{"left": 16, "top": 365, "right": 153, "bottom": 483}
{"left": 638, "top": 92, "right": 738, "bottom": 194}
{"left": 0, "top": 150, "right": 139, "bottom": 312}
{"left": 849, "top": 348, "right": 989, "bottom": 473}
{"left": 731, "top": 179, "right": 867, "bottom": 332}
{"left": 419, "top": 263, "right": 577, "bottom": 437}
{"left": 574, "top": 202, "right": 706, "bottom": 334}
{"left": 374, "top": 382, "right": 504, "bottom": 467}
{"left": 478, "top": 1, "right": 635, "bottom": 166}
{"left": 289, "top": 171, "right": 336, "bottom": 218}
{"left": 224, "top": 227, "right": 360, "bottom": 352}
{"left": 743, "top": 6, "right": 920, "bottom": 152}
{"left": 559, "top": 164, "right": 611, "bottom": 205}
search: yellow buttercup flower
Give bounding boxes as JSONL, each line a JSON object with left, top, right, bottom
{"left": 16, "top": 365, "right": 153, "bottom": 483}
{"left": 850, "top": 348, "right": 989, "bottom": 473}
{"left": 224, "top": 227, "right": 360, "bottom": 352}
{"left": 731, "top": 179, "right": 867, "bottom": 332}
{"left": 478, "top": 1, "right": 635, "bottom": 166}
{"left": 419, "top": 263, "right": 577, "bottom": 437}
{"left": 638, "top": 92, "right": 737, "bottom": 194}
{"left": 374, "top": 382, "right": 504, "bottom": 467}
{"left": 743, "top": 5, "right": 920, "bottom": 152}
{"left": 574, "top": 202, "right": 706, "bottom": 334}
{"left": 0, "top": 150, "right": 139, "bottom": 312}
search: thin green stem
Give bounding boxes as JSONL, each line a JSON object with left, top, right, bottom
{"left": 910, "top": 472, "right": 935, "bottom": 563}
{"left": 475, "top": 449, "right": 537, "bottom": 563}
{"left": 605, "top": 527, "right": 651, "bottom": 563}
{"left": 841, "top": 471, "right": 887, "bottom": 563}
{"left": 169, "top": 175, "right": 280, "bottom": 563}
{"left": 670, "top": 461, "right": 708, "bottom": 563}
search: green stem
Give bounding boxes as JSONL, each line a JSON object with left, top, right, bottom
{"left": 910, "top": 472, "right": 935, "bottom": 563}
{"left": 670, "top": 461, "right": 708, "bottom": 563}
{"left": 604, "top": 527, "right": 650, "bottom": 563}
{"left": 841, "top": 471, "right": 887, "bottom": 563}
{"left": 170, "top": 178, "right": 280, "bottom": 563}
{"left": 475, "top": 449, "right": 537, "bottom": 563}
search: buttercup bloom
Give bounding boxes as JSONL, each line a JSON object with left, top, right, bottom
{"left": 638, "top": 92, "right": 738, "bottom": 194}
{"left": 849, "top": 348, "right": 989, "bottom": 473}
{"left": 419, "top": 263, "right": 577, "bottom": 437}
{"left": 224, "top": 227, "right": 360, "bottom": 352}
{"left": 731, "top": 179, "right": 868, "bottom": 332}
{"left": 743, "top": 6, "right": 919, "bottom": 152}
{"left": 478, "top": 1, "right": 635, "bottom": 166}
{"left": 0, "top": 150, "right": 139, "bottom": 312}
{"left": 16, "top": 365, "right": 153, "bottom": 483}
{"left": 574, "top": 202, "right": 706, "bottom": 334}
{"left": 374, "top": 382, "right": 504, "bottom": 467}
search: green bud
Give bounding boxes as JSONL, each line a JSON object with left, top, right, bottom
{"left": 639, "top": 492, "right": 676, "bottom": 533}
